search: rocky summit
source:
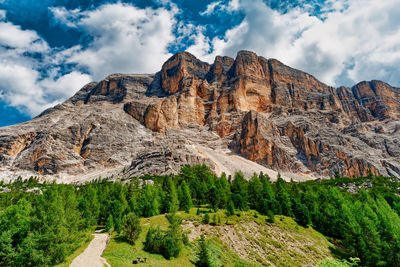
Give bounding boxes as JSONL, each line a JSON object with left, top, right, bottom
{"left": 0, "top": 50, "right": 399, "bottom": 182}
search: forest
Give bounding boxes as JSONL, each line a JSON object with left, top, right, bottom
{"left": 0, "top": 165, "right": 400, "bottom": 266}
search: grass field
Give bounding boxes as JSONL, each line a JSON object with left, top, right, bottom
{"left": 103, "top": 214, "right": 195, "bottom": 267}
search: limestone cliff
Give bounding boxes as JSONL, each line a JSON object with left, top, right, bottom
{"left": 0, "top": 51, "right": 399, "bottom": 182}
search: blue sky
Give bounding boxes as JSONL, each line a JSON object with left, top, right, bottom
{"left": 0, "top": 0, "right": 400, "bottom": 126}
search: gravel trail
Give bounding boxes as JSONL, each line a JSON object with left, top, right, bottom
{"left": 70, "top": 234, "right": 111, "bottom": 267}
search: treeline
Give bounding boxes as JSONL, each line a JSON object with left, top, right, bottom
{"left": 0, "top": 165, "right": 400, "bottom": 266}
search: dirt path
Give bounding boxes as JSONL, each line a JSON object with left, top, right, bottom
{"left": 70, "top": 234, "right": 111, "bottom": 267}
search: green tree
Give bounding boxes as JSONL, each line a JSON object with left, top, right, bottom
{"left": 138, "top": 184, "right": 160, "bottom": 217}
{"left": 123, "top": 212, "right": 141, "bottom": 245}
{"left": 226, "top": 200, "right": 235, "bottom": 216}
{"left": 114, "top": 216, "right": 122, "bottom": 233}
{"left": 179, "top": 181, "right": 193, "bottom": 213}
{"left": 203, "top": 213, "right": 210, "bottom": 224}
{"left": 248, "top": 174, "right": 263, "bottom": 210}
{"left": 208, "top": 186, "right": 220, "bottom": 211}
{"left": 163, "top": 213, "right": 185, "bottom": 259}
{"left": 275, "top": 176, "right": 293, "bottom": 216}
{"left": 266, "top": 210, "right": 275, "bottom": 223}
{"left": 163, "top": 177, "right": 179, "bottom": 213}
{"left": 293, "top": 199, "right": 311, "bottom": 227}
{"left": 144, "top": 226, "right": 164, "bottom": 255}
{"left": 231, "top": 172, "right": 248, "bottom": 210}
{"left": 105, "top": 215, "right": 114, "bottom": 232}
{"left": 195, "top": 234, "right": 214, "bottom": 267}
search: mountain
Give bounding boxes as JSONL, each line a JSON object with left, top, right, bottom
{"left": 0, "top": 50, "right": 399, "bottom": 182}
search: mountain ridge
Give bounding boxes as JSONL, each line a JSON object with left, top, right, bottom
{"left": 0, "top": 50, "right": 399, "bottom": 182}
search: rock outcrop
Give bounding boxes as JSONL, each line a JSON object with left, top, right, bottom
{"left": 0, "top": 50, "right": 399, "bottom": 182}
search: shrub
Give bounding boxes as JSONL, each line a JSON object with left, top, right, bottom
{"left": 203, "top": 213, "right": 210, "bottom": 224}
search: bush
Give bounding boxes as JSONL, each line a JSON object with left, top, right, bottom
{"left": 266, "top": 210, "right": 275, "bottom": 223}
{"left": 203, "top": 213, "right": 210, "bottom": 224}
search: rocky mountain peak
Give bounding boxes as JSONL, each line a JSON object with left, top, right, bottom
{"left": 0, "top": 50, "right": 399, "bottom": 182}
{"left": 161, "top": 51, "right": 210, "bottom": 94}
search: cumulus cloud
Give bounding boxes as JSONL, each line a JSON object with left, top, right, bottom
{"left": 200, "top": 0, "right": 240, "bottom": 16}
{"left": 0, "top": 11, "right": 90, "bottom": 115}
{"left": 0, "top": 10, "right": 5, "bottom": 20}
{"left": 200, "top": 1, "right": 222, "bottom": 16}
{"left": 1, "top": 2, "right": 178, "bottom": 116}
{"left": 194, "top": 0, "right": 400, "bottom": 87}
{"left": 49, "top": 6, "right": 81, "bottom": 28}
{"left": 2, "top": 0, "right": 400, "bottom": 120}
{"left": 51, "top": 3, "right": 177, "bottom": 80}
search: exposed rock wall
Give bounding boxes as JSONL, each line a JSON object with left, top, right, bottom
{"left": 0, "top": 50, "right": 399, "bottom": 181}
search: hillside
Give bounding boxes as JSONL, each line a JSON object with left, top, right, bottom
{"left": 0, "top": 51, "right": 399, "bottom": 182}
{"left": 1, "top": 166, "right": 400, "bottom": 266}
{"left": 103, "top": 211, "right": 335, "bottom": 267}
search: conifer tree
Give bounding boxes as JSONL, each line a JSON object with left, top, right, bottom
{"left": 163, "top": 177, "right": 179, "bottom": 213}
{"left": 226, "top": 200, "right": 235, "bottom": 216}
{"left": 123, "top": 212, "right": 141, "bottom": 245}
{"left": 105, "top": 215, "right": 114, "bottom": 232}
{"left": 180, "top": 181, "right": 193, "bottom": 213}
{"left": 195, "top": 234, "right": 214, "bottom": 267}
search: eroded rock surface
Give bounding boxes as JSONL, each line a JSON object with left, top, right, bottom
{"left": 0, "top": 51, "right": 399, "bottom": 182}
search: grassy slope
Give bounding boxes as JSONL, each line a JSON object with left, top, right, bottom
{"left": 103, "top": 208, "right": 335, "bottom": 267}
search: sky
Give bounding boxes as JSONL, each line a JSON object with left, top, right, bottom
{"left": 0, "top": 0, "right": 400, "bottom": 126}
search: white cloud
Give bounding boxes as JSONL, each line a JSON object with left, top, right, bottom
{"left": 1, "top": 2, "right": 179, "bottom": 117}
{"left": 0, "top": 10, "right": 5, "bottom": 20}
{"left": 200, "top": 1, "right": 222, "bottom": 16}
{"left": 49, "top": 6, "right": 81, "bottom": 28}
{"left": 0, "top": 21, "right": 48, "bottom": 51}
{"left": 3, "top": 0, "right": 400, "bottom": 120}
{"left": 194, "top": 0, "right": 400, "bottom": 87}
{"left": 39, "top": 71, "right": 92, "bottom": 100}
{"left": 51, "top": 3, "right": 177, "bottom": 80}
{"left": 200, "top": 0, "right": 240, "bottom": 16}
{"left": 0, "top": 16, "right": 90, "bottom": 115}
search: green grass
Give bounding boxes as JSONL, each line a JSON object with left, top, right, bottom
{"left": 103, "top": 214, "right": 195, "bottom": 267}
{"left": 205, "top": 237, "right": 262, "bottom": 267}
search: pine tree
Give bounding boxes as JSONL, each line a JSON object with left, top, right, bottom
{"left": 248, "top": 174, "right": 263, "bottom": 210}
{"left": 139, "top": 184, "right": 160, "bottom": 217}
{"left": 231, "top": 172, "right": 248, "bottom": 210}
{"left": 180, "top": 181, "right": 193, "bottom": 213}
{"left": 123, "top": 212, "right": 141, "bottom": 245}
{"left": 292, "top": 200, "right": 311, "bottom": 227}
{"left": 217, "top": 173, "right": 231, "bottom": 209}
{"left": 195, "top": 234, "right": 214, "bottom": 267}
{"left": 266, "top": 210, "right": 275, "bottom": 223}
{"left": 226, "top": 200, "right": 235, "bottom": 216}
{"left": 105, "top": 215, "right": 114, "bottom": 232}
{"left": 163, "top": 177, "right": 179, "bottom": 213}
{"left": 208, "top": 186, "right": 220, "bottom": 211}
{"left": 114, "top": 216, "right": 122, "bottom": 233}
{"left": 275, "top": 176, "right": 293, "bottom": 217}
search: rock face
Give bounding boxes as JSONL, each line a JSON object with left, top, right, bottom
{"left": 0, "top": 51, "right": 399, "bottom": 182}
